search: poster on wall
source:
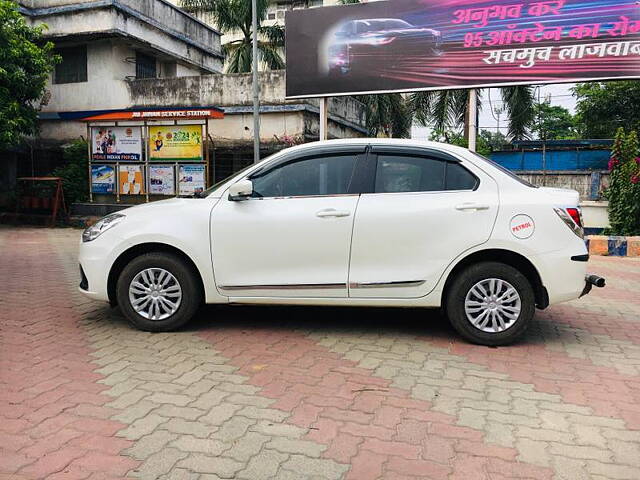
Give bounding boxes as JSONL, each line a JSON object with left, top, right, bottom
{"left": 178, "top": 164, "right": 206, "bottom": 196}
{"left": 91, "top": 165, "right": 115, "bottom": 194}
{"left": 149, "top": 125, "right": 203, "bottom": 161}
{"left": 149, "top": 165, "right": 175, "bottom": 195}
{"left": 285, "top": 0, "right": 640, "bottom": 98}
{"left": 91, "top": 127, "right": 142, "bottom": 161}
{"left": 119, "top": 165, "right": 145, "bottom": 195}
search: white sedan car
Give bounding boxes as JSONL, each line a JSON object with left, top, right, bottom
{"left": 79, "top": 139, "right": 604, "bottom": 346}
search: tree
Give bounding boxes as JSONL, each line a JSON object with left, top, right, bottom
{"left": 573, "top": 81, "right": 640, "bottom": 139}
{"left": 0, "top": 0, "right": 58, "bottom": 149}
{"left": 532, "top": 103, "right": 578, "bottom": 141}
{"left": 180, "top": 0, "right": 284, "bottom": 73}
{"left": 429, "top": 129, "right": 492, "bottom": 157}
{"left": 605, "top": 128, "right": 640, "bottom": 236}
{"left": 355, "top": 94, "right": 411, "bottom": 138}
{"left": 410, "top": 86, "right": 536, "bottom": 142}
{"left": 479, "top": 129, "right": 509, "bottom": 152}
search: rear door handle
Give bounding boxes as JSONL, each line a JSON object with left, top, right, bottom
{"left": 316, "top": 208, "right": 351, "bottom": 218}
{"left": 455, "top": 203, "right": 490, "bottom": 211}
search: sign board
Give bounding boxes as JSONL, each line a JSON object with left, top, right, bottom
{"left": 149, "top": 125, "right": 204, "bottom": 162}
{"left": 285, "top": 0, "right": 640, "bottom": 98}
{"left": 178, "top": 164, "right": 206, "bottom": 196}
{"left": 91, "top": 127, "right": 142, "bottom": 161}
{"left": 149, "top": 165, "right": 176, "bottom": 195}
{"left": 119, "top": 165, "right": 144, "bottom": 195}
{"left": 81, "top": 108, "right": 224, "bottom": 121}
{"left": 91, "top": 165, "right": 115, "bottom": 194}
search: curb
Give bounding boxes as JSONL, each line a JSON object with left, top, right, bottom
{"left": 586, "top": 236, "right": 640, "bottom": 257}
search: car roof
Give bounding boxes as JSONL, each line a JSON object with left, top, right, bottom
{"left": 278, "top": 138, "right": 472, "bottom": 159}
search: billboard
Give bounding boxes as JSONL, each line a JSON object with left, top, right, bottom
{"left": 149, "top": 125, "right": 203, "bottom": 161}
{"left": 91, "top": 165, "right": 115, "bottom": 194}
{"left": 149, "top": 165, "right": 176, "bottom": 195}
{"left": 285, "top": 0, "right": 640, "bottom": 98}
{"left": 91, "top": 127, "right": 142, "bottom": 161}
{"left": 119, "top": 165, "right": 144, "bottom": 195}
{"left": 178, "top": 164, "right": 206, "bottom": 196}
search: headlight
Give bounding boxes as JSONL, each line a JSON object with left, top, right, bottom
{"left": 82, "top": 214, "right": 125, "bottom": 242}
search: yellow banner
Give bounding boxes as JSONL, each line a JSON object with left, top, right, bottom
{"left": 149, "top": 125, "right": 203, "bottom": 161}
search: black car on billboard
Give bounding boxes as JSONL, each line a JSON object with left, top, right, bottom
{"left": 327, "top": 18, "right": 443, "bottom": 76}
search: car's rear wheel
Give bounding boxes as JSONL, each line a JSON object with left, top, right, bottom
{"left": 445, "top": 262, "right": 535, "bottom": 346}
{"left": 116, "top": 252, "right": 202, "bottom": 332}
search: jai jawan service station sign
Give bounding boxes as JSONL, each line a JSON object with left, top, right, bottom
{"left": 285, "top": 0, "right": 640, "bottom": 98}
{"left": 149, "top": 125, "right": 204, "bottom": 162}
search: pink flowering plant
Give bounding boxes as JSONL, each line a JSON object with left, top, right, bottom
{"left": 605, "top": 128, "right": 640, "bottom": 236}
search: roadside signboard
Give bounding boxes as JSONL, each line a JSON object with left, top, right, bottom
{"left": 91, "top": 127, "right": 142, "bottom": 161}
{"left": 285, "top": 0, "right": 640, "bottom": 98}
{"left": 149, "top": 125, "right": 203, "bottom": 161}
{"left": 178, "top": 165, "right": 206, "bottom": 196}
{"left": 119, "top": 165, "right": 144, "bottom": 195}
{"left": 91, "top": 165, "right": 115, "bottom": 194}
{"left": 149, "top": 165, "right": 176, "bottom": 195}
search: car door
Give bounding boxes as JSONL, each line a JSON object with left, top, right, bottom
{"left": 211, "top": 147, "right": 365, "bottom": 298}
{"left": 348, "top": 146, "right": 499, "bottom": 299}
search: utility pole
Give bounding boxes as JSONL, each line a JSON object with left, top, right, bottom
{"left": 466, "top": 89, "right": 478, "bottom": 152}
{"left": 319, "top": 98, "right": 328, "bottom": 141}
{"left": 252, "top": 0, "right": 260, "bottom": 163}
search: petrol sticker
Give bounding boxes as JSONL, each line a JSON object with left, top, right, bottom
{"left": 510, "top": 215, "right": 535, "bottom": 239}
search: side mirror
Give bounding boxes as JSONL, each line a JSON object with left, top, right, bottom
{"left": 228, "top": 179, "right": 253, "bottom": 201}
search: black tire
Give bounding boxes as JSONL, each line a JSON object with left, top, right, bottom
{"left": 445, "top": 262, "right": 535, "bottom": 346}
{"left": 116, "top": 252, "right": 202, "bottom": 332}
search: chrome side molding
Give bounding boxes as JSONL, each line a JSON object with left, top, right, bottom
{"left": 218, "top": 283, "right": 346, "bottom": 291}
{"left": 349, "top": 280, "right": 425, "bottom": 289}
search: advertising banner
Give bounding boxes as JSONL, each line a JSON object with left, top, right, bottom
{"left": 91, "top": 127, "right": 142, "bottom": 161}
{"left": 91, "top": 165, "right": 115, "bottom": 194}
{"left": 119, "top": 165, "right": 144, "bottom": 195}
{"left": 149, "top": 165, "right": 176, "bottom": 195}
{"left": 149, "top": 125, "right": 203, "bottom": 161}
{"left": 178, "top": 164, "right": 206, "bottom": 196}
{"left": 285, "top": 0, "right": 640, "bottom": 98}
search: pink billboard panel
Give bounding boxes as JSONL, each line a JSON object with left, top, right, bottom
{"left": 285, "top": 0, "right": 640, "bottom": 98}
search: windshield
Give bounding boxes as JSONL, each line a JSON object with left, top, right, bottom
{"left": 471, "top": 152, "right": 538, "bottom": 188}
{"left": 359, "top": 19, "right": 411, "bottom": 32}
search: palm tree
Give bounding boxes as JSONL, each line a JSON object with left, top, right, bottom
{"left": 356, "top": 94, "right": 411, "bottom": 138}
{"left": 410, "top": 86, "right": 535, "bottom": 141}
{"left": 180, "top": 0, "right": 284, "bottom": 73}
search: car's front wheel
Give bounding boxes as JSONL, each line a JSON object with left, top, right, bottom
{"left": 116, "top": 252, "right": 202, "bottom": 332}
{"left": 445, "top": 262, "right": 535, "bottom": 346}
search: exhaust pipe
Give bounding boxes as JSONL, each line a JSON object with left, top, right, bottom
{"left": 586, "top": 274, "right": 606, "bottom": 288}
{"left": 581, "top": 274, "right": 606, "bottom": 297}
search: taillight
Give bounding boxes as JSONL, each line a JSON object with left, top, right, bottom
{"left": 565, "top": 207, "right": 583, "bottom": 228}
{"left": 554, "top": 207, "right": 584, "bottom": 239}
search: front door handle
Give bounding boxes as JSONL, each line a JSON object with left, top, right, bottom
{"left": 455, "top": 203, "right": 490, "bottom": 212}
{"left": 316, "top": 208, "right": 351, "bottom": 218}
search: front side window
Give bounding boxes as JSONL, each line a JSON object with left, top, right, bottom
{"left": 251, "top": 154, "right": 357, "bottom": 198}
{"left": 374, "top": 154, "right": 478, "bottom": 193}
{"left": 54, "top": 46, "right": 87, "bottom": 84}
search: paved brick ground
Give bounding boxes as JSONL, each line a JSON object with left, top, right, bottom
{"left": 1, "top": 226, "right": 640, "bottom": 480}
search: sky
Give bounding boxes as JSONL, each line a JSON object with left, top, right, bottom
{"left": 411, "top": 83, "right": 577, "bottom": 140}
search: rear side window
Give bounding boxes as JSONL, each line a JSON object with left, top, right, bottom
{"left": 374, "top": 154, "right": 478, "bottom": 193}
{"left": 446, "top": 162, "right": 479, "bottom": 190}
{"left": 251, "top": 154, "right": 357, "bottom": 197}
{"left": 375, "top": 155, "right": 445, "bottom": 193}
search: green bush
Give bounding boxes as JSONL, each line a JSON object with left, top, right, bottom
{"left": 604, "top": 128, "right": 640, "bottom": 236}
{"left": 52, "top": 139, "right": 89, "bottom": 206}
